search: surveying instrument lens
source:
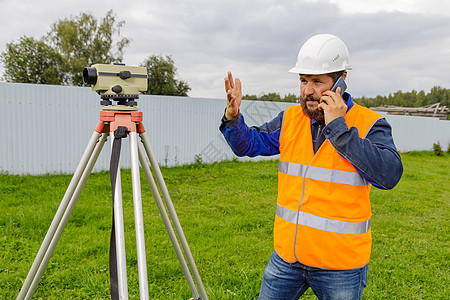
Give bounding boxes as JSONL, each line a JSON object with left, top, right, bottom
{"left": 17, "top": 63, "right": 208, "bottom": 300}
{"left": 83, "top": 67, "right": 98, "bottom": 85}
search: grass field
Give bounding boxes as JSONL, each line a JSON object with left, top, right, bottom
{"left": 1, "top": 151, "right": 448, "bottom": 299}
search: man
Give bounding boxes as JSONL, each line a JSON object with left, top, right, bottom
{"left": 220, "top": 34, "right": 403, "bottom": 300}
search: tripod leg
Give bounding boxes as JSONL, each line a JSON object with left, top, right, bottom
{"left": 130, "top": 132, "right": 149, "bottom": 299}
{"left": 17, "top": 131, "right": 108, "bottom": 300}
{"left": 139, "top": 132, "right": 208, "bottom": 300}
{"left": 110, "top": 138, "right": 129, "bottom": 300}
{"left": 137, "top": 143, "right": 200, "bottom": 300}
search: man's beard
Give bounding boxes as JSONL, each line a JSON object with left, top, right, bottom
{"left": 300, "top": 95, "right": 324, "bottom": 121}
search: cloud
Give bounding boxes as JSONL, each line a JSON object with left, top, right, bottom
{"left": 160, "top": 1, "right": 450, "bottom": 98}
{"left": 327, "top": 0, "right": 450, "bottom": 15}
{"left": 0, "top": 0, "right": 449, "bottom": 100}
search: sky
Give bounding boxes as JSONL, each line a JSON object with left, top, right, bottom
{"left": 0, "top": 0, "right": 449, "bottom": 100}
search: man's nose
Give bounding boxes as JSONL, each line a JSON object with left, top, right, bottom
{"left": 303, "top": 83, "right": 314, "bottom": 95}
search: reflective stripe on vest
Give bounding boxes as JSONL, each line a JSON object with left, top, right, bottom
{"left": 279, "top": 161, "right": 369, "bottom": 186}
{"left": 276, "top": 204, "right": 371, "bottom": 235}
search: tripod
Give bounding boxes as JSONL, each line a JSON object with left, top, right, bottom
{"left": 17, "top": 106, "right": 208, "bottom": 300}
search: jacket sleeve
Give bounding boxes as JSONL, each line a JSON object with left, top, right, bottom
{"left": 219, "top": 111, "right": 283, "bottom": 157}
{"left": 323, "top": 117, "right": 403, "bottom": 190}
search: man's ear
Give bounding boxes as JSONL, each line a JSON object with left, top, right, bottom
{"left": 342, "top": 72, "right": 347, "bottom": 80}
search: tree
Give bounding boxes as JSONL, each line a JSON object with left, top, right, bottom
{"left": 243, "top": 94, "right": 258, "bottom": 100}
{"left": 140, "top": 55, "right": 191, "bottom": 96}
{"left": 441, "top": 89, "right": 450, "bottom": 107}
{"left": 46, "top": 10, "right": 130, "bottom": 86}
{"left": 414, "top": 90, "right": 426, "bottom": 107}
{"left": 283, "top": 93, "right": 299, "bottom": 103}
{"left": 392, "top": 90, "right": 404, "bottom": 106}
{"left": 426, "top": 86, "right": 445, "bottom": 106}
{"left": 259, "top": 92, "right": 282, "bottom": 102}
{"left": 0, "top": 36, "right": 64, "bottom": 84}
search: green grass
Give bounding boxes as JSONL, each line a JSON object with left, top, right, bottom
{"left": 0, "top": 152, "right": 448, "bottom": 299}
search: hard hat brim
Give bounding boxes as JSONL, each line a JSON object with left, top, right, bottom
{"left": 288, "top": 66, "right": 351, "bottom": 75}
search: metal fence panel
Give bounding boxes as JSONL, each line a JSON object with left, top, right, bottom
{"left": 1, "top": 82, "right": 449, "bottom": 175}
{"left": 381, "top": 113, "right": 450, "bottom": 152}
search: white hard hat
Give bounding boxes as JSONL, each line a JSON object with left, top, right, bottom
{"left": 289, "top": 34, "right": 352, "bottom": 75}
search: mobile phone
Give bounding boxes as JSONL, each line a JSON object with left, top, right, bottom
{"left": 331, "top": 76, "right": 347, "bottom": 96}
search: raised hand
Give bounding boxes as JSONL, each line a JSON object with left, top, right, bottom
{"left": 224, "top": 71, "right": 242, "bottom": 120}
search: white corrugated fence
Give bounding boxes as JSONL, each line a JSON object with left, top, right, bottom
{"left": 1, "top": 82, "right": 449, "bottom": 175}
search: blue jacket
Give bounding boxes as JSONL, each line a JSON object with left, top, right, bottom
{"left": 220, "top": 93, "right": 403, "bottom": 190}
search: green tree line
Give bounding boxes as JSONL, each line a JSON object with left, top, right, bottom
{"left": 355, "top": 86, "right": 450, "bottom": 108}
{"left": 0, "top": 10, "right": 190, "bottom": 96}
{"left": 243, "top": 92, "right": 299, "bottom": 103}
{"left": 243, "top": 86, "right": 450, "bottom": 108}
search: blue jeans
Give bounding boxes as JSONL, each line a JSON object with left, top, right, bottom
{"left": 258, "top": 251, "right": 368, "bottom": 300}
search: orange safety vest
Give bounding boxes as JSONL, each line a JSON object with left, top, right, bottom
{"left": 275, "top": 103, "right": 384, "bottom": 269}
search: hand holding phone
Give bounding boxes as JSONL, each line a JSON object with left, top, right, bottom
{"left": 318, "top": 76, "right": 348, "bottom": 125}
{"left": 331, "top": 76, "right": 347, "bottom": 96}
